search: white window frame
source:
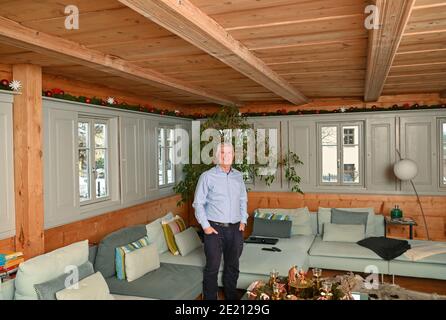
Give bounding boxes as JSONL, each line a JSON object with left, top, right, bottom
{"left": 157, "top": 125, "right": 176, "bottom": 188}
{"left": 440, "top": 118, "right": 446, "bottom": 189}
{"left": 317, "top": 121, "right": 364, "bottom": 187}
{"left": 78, "top": 117, "right": 111, "bottom": 206}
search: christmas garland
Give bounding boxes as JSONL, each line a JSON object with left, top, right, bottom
{"left": 1, "top": 79, "right": 445, "bottom": 119}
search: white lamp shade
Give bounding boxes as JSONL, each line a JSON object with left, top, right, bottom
{"left": 394, "top": 159, "right": 418, "bottom": 181}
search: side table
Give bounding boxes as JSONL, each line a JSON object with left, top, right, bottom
{"left": 384, "top": 216, "right": 417, "bottom": 240}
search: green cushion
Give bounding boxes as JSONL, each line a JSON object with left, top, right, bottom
{"left": 105, "top": 263, "right": 203, "bottom": 300}
{"left": 94, "top": 225, "right": 147, "bottom": 278}
{"left": 34, "top": 262, "right": 95, "bottom": 300}
{"left": 331, "top": 209, "right": 368, "bottom": 231}
{"left": 252, "top": 217, "right": 292, "bottom": 238}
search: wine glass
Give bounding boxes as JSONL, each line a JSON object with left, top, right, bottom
{"left": 312, "top": 268, "right": 322, "bottom": 287}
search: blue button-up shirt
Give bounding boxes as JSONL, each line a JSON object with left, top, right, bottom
{"left": 193, "top": 165, "right": 248, "bottom": 229}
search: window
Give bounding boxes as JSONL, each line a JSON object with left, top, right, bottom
{"left": 158, "top": 127, "right": 175, "bottom": 187}
{"left": 78, "top": 118, "right": 110, "bottom": 204}
{"left": 319, "top": 122, "right": 363, "bottom": 186}
{"left": 441, "top": 119, "right": 446, "bottom": 188}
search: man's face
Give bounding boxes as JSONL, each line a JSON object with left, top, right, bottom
{"left": 217, "top": 144, "right": 234, "bottom": 166}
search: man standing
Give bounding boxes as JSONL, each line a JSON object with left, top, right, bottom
{"left": 193, "top": 142, "right": 248, "bottom": 300}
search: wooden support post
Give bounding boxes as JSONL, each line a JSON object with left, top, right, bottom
{"left": 13, "top": 64, "right": 45, "bottom": 258}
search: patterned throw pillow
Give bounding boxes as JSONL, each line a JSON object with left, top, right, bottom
{"left": 254, "top": 210, "right": 290, "bottom": 221}
{"left": 115, "top": 236, "right": 150, "bottom": 280}
{"left": 161, "top": 215, "right": 187, "bottom": 255}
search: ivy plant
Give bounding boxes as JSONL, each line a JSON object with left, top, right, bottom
{"left": 173, "top": 106, "right": 304, "bottom": 205}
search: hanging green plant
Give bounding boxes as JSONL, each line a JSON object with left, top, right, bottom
{"left": 173, "top": 106, "right": 304, "bottom": 206}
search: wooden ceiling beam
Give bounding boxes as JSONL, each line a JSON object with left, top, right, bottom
{"left": 118, "top": 0, "right": 309, "bottom": 105}
{"left": 364, "top": 0, "right": 416, "bottom": 102}
{"left": 0, "top": 16, "right": 238, "bottom": 106}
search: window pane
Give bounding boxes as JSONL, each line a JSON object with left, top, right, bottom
{"left": 322, "top": 145, "right": 338, "bottom": 183}
{"left": 95, "top": 149, "right": 108, "bottom": 198}
{"left": 158, "top": 128, "right": 165, "bottom": 185}
{"left": 167, "top": 147, "right": 174, "bottom": 184}
{"left": 342, "top": 125, "right": 360, "bottom": 183}
{"left": 343, "top": 146, "right": 360, "bottom": 183}
{"left": 321, "top": 126, "right": 337, "bottom": 145}
{"left": 95, "top": 123, "right": 107, "bottom": 148}
{"left": 78, "top": 122, "right": 89, "bottom": 148}
{"left": 166, "top": 128, "right": 174, "bottom": 147}
{"left": 79, "top": 149, "right": 90, "bottom": 202}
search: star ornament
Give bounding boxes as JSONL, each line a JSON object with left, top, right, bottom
{"left": 106, "top": 97, "right": 115, "bottom": 105}
{"left": 9, "top": 80, "right": 22, "bottom": 92}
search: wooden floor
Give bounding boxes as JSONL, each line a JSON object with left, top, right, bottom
{"left": 197, "top": 270, "right": 446, "bottom": 300}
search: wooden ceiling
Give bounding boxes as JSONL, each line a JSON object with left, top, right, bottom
{"left": 0, "top": 0, "right": 444, "bottom": 106}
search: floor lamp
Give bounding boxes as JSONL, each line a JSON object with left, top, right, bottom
{"left": 393, "top": 154, "right": 431, "bottom": 241}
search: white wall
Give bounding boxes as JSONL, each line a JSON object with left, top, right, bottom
{"left": 249, "top": 109, "right": 446, "bottom": 195}
{"left": 43, "top": 98, "right": 191, "bottom": 229}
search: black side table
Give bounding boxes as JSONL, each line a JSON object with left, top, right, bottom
{"left": 384, "top": 216, "right": 417, "bottom": 239}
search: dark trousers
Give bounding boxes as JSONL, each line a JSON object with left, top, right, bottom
{"left": 203, "top": 221, "right": 244, "bottom": 300}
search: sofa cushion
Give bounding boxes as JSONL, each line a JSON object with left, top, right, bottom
{"left": 146, "top": 212, "right": 173, "bottom": 254}
{"left": 115, "top": 235, "right": 151, "bottom": 280}
{"left": 125, "top": 244, "right": 160, "bottom": 282}
{"left": 322, "top": 223, "right": 365, "bottom": 242}
{"left": 309, "top": 236, "right": 383, "bottom": 260}
{"left": 56, "top": 272, "right": 114, "bottom": 300}
{"left": 162, "top": 215, "right": 187, "bottom": 255}
{"left": 106, "top": 263, "right": 203, "bottom": 300}
{"left": 174, "top": 227, "right": 203, "bottom": 256}
{"left": 331, "top": 209, "right": 368, "bottom": 231}
{"left": 239, "top": 235, "right": 315, "bottom": 276}
{"left": 318, "top": 207, "right": 376, "bottom": 237}
{"left": 94, "top": 225, "right": 147, "bottom": 278}
{"left": 159, "top": 245, "right": 207, "bottom": 268}
{"left": 394, "top": 240, "right": 446, "bottom": 265}
{"left": 255, "top": 207, "right": 313, "bottom": 236}
{"left": 14, "top": 240, "right": 89, "bottom": 300}
{"left": 287, "top": 207, "right": 313, "bottom": 236}
{"left": 34, "top": 261, "right": 94, "bottom": 300}
{"left": 252, "top": 217, "right": 292, "bottom": 238}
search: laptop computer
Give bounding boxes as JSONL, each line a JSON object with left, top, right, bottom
{"left": 244, "top": 236, "right": 279, "bottom": 245}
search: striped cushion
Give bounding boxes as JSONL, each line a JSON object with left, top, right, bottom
{"left": 161, "top": 215, "right": 187, "bottom": 255}
{"left": 115, "top": 236, "right": 150, "bottom": 280}
{"left": 254, "top": 210, "right": 290, "bottom": 221}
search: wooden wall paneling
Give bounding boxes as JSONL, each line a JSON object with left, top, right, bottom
{"left": 246, "top": 192, "right": 446, "bottom": 241}
{"left": 0, "top": 92, "right": 15, "bottom": 240}
{"left": 0, "top": 237, "right": 15, "bottom": 252}
{"left": 44, "top": 194, "right": 189, "bottom": 252}
{"left": 12, "top": 64, "right": 45, "bottom": 258}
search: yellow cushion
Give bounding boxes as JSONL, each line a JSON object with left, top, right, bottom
{"left": 161, "top": 215, "right": 187, "bottom": 255}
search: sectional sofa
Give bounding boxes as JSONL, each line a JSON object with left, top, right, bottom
{"left": 2, "top": 207, "right": 445, "bottom": 300}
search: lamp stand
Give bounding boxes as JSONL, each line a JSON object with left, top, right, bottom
{"left": 409, "top": 180, "right": 430, "bottom": 241}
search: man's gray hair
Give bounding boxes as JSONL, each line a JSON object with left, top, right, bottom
{"left": 214, "top": 142, "right": 234, "bottom": 163}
